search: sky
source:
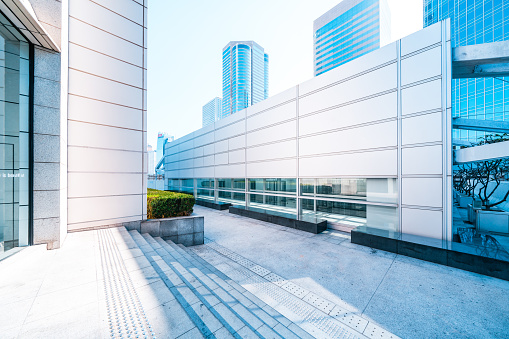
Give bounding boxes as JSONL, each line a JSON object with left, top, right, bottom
{"left": 147, "top": 0, "right": 423, "bottom": 149}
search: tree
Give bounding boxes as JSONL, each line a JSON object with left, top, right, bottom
{"left": 453, "top": 163, "right": 479, "bottom": 196}
{"left": 471, "top": 158, "right": 509, "bottom": 210}
{"left": 454, "top": 133, "right": 509, "bottom": 210}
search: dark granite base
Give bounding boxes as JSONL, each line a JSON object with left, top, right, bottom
{"left": 229, "top": 206, "right": 327, "bottom": 234}
{"left": 351, "top": 226, "right": 509, "bottom": 281}
{"left": 195, "top": 199, "right": 231, "bottom": 210}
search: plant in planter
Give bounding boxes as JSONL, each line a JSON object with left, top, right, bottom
{"left": 147, "top": 188, "right": 195, "bottom": 219}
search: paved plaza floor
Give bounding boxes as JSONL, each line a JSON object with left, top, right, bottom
{"left": 0, "top": 205, "right": 508, "bottom": 338}
{"left": 196, "top": 206, "right": 509, "bottom": 339}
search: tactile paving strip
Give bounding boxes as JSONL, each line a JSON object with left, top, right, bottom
{"left": 330, "top": 307, "right": 369, "bottom": 333}
{"left": 249, "top": 265, "right": 271, "bottom": 277}
{"left": 364, "top": 322, "right": 399, "bottom": 338}
{"left": 281, "top": 282, "right": 310, "bottom": 299}
{"left": 304, "top": 293, "right": 336, "bottom": 314}
{"left": 98, "top": 229, "right": 155, "bottom": 339}
{"left": 207, "top": 242, "right": 256, "bottom": 268}
{"left": 264, "top": 272, "right": 287, "bottom": 287}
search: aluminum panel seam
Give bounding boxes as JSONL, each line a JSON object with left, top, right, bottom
{"left": 300, "top": 60, "right": 397, "bottom": 98}
{"left": 69, "top": 15, "right": 144, "bottom": 48}
{"left": 397, "top": 40, "right": 402, "bottom": 234}
{"left": 298, "top": 89, "right": 397, "bottom": 118}
{"left": 89, "top": 0, "right": 145, "bottom": 27}
{"left": 400, "top": 42, "right": 442, "bottom": 60}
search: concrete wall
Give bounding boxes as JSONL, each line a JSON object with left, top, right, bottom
{"left": 66, "top": 0, "right": 148, "bottom": 231}
{"left": 165, "top": 21, "right": 452, "bottom": 241}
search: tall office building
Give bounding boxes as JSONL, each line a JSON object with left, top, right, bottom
{"left": 424, "top": 0, "right": 509, "bottom": 142}
{"left": 222, "top": 41, "right": 269, "bottom": 118}
{"left": 313, "top": 0, "right": 391, "bottom": 76}
{"left": 202, "top": 97, "right": 222, "bottom": 127}
{"left": 156, "top": 132, "right": 173, "bottom": 166}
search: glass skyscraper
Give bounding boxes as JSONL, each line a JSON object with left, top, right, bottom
{"left": 424, "top": 0, "right": 509, "bottom": 143}
{"left": 221, "top": 41, "right": 268, "bottom": 118}
{"left": 313, "top": 0, "right": 391, "bottom": 76}
{"left": 202, "top": 97, "right": 222, "bottom": 127}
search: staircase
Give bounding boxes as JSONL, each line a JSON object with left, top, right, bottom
{"left": 113, "top": 227, "right": 313, "bottom": 339}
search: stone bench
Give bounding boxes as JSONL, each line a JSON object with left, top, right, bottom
{"left": 229, "top": 206, "right": 327, "bottom": 234}
{"left": 195, "top": 199, "right": 231, "bottom": 210}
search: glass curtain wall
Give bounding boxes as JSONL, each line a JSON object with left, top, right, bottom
{"left": 425, "top": 0, "right": 509, "bottom": 253}
{"left": 217, "top": 178, "right": 245, "bottom": 206}
{"left": 169, "top": 177, "right": 398, "bottom": 231}
{"left": 424, "top": 0, "right": 509, "bottom": 143}
{"left": 300, "top": 178, "right": 398, "bottom": 230}
{"left": 221, "top": 41, "right": 269, "bottom": 118}
{"left": 0, "top": 12, "right": 30, "bottom": 253}
{"left": 314, "top": 0, "right": 381, "bottom": 76}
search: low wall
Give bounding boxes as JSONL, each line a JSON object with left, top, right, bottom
{"left": 124, "top": 215, "right": 204, "bottom": 246}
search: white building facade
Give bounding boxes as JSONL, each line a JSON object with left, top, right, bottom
{"left": 166, "top": 21, "right": 453, "bottom": 241}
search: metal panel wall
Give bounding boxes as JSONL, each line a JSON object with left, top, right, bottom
{"left": 66, "top": 0, "right": 147, "bottom": 231}
{"left": 165, "top": 21, "right": 452, "bottom": 240}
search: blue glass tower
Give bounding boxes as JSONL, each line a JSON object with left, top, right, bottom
{"left": 313, "top": 0, "right": 391, "bottom": 76}
{"left": 221, "top": 41, "right": 269, "bottom": 118}
{"left": 202, "top": 97, "right": 222, "bottom": 127}
{"left": 424, "top": 0, "right": 509, "bottom": 143}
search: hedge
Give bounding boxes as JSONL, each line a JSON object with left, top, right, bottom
{"left": 147, "top": 188, "right": 195, "bottom": 219}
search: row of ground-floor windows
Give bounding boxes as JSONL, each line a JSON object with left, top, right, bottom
{"left": 167, "top": 178, "right": 398, "bottom": 231}
{"left": 168, "top": 177, "right": 397, "bottom": 204}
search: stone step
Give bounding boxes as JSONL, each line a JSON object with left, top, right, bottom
{"left": 128, "top": 230, "right": 229, "bottom": 338}
{"left": 169, "top": 241, "right": 313, "bottom": 339}
{"left": 139, "top": 233, "right": 266, "bottom": 338}
{"left": 113, "top": 227, "right": 203, "bottom": 339}
{"left": 158, "top": 238, "right": 306, "bottom": 339}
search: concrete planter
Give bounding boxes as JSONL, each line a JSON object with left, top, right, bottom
{"left": 467, "top": 204, "right": 482, "bottom": 224}
{"left": 124, "top": 215, "right": 204, "bottom": 246}
{"left": 457, "top": 194, "right": 473, "bottom": 208}
{"left": 475, "top": 209, "right": 509, "bottom": 234}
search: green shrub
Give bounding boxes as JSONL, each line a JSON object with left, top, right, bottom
{"left": 147, "top": 189, "right": 195, "bottom": 219}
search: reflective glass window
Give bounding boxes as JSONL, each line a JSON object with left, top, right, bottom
{"left": 249, "top": 179, "right": 264, "bottom": 191}
{"left": 181, "top": 179, "right": 194, "bottom": 188}
{"left": 265, "top": 178, "right": 296, "bottom": 193}
{"left": 0, "top": 13, "right": 30, "bottom": 252}
{"left": 197, "top": 178, "right": 214, "bottom": 189}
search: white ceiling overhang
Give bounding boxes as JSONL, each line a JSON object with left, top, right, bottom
{"left": 0, "top": 0, "right": 60, "bottom": 51}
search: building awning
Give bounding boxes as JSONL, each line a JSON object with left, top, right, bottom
{"left": 0, "top": 0, "right": 60, "bottom": 52}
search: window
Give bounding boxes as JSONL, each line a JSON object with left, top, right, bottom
{"left": 0, "top": 12, "right": 30, "bottom": 252}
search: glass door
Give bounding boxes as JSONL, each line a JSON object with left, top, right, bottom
{"left": 0, "top": 12, "right": 30, "bottom": 253}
